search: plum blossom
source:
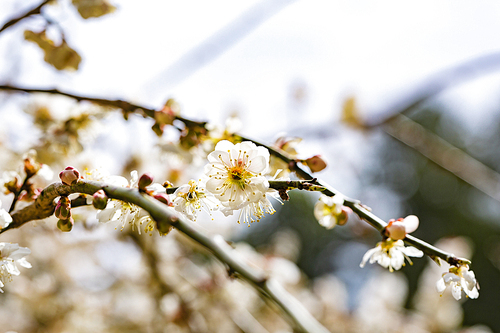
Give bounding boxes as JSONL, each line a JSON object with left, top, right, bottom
{"left": 0, "top": 242, "right": 32, "bottom": 292}
{"left": 314, "top": 194, "right": 347, "bottom": 229}
{"left": 234, "top": 190, "right": 279, "bottom": 226}
{"left": 360, "top": 239, "right": 423, "bottom": 272}
{"left": 436, "top": 264, "right": 479, "bottom": 300}
{"left": 0, "top": 201, "right": 12, "bottom": 229}
{"left": 173, "top": 180, "right": 219, "bottom": 221}
{"left": 96, "top": 171, "right": 156, "bottom": 235}
{"left": 205, "top": 140, "right": 270, "bottom": 214}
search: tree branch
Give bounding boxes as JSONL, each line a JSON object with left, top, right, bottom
{"left": 0, "top": 84, "right": 471, "bottom": 266}
{"left": 2, "top": 180, "right": 330, "bottom": 333}
{"left": 0, "top": 0, "right": 51, "bottom": 35}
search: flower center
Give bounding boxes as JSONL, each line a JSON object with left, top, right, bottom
{"left": 228, "top": 164, "right": 250, "bottom": 188}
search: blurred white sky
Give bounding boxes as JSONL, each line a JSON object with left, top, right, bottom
{"left": 2, "top": 0, "right": 500, "bottom": 135}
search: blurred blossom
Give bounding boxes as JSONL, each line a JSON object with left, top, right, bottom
{"left": 314, "top": 194, "right": 346, "bottom": 229}
{"left": 354, "top": 271, "right": 408, "bottom": 332}
{"left": 0, "top": 243, "right": 32, "bottom": 293}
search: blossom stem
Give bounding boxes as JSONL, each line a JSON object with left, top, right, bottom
{"left": 8, "top": 173, "right": 34, "bottom": 213}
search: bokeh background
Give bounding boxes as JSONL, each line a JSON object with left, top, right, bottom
{"left": 1, "top": 1, "right": 500, "bottom": 332}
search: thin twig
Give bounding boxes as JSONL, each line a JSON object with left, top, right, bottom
{"left": 8, "top": 174, "right": 33, "bottom": 213}
{"left": 0, "top": 85, "right": 207, "bottom": 128}
{"left": 0, "top": 0, "right": 51, "bottom": 35}
{"left": 4, "top": 180, "right": 330, "bottom": 333}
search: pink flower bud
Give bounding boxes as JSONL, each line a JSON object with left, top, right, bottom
{"left": 55, "top": 196, "right": 71, "bottom": 220}
{"left": 57, "top": 217, "right": 74, "bottom": 232}
{"left": 92, "top": 190, "right": 108, "bottom": 210}
{"left": 386, "top": 215, "right": 420, "bottom": 240}
{"left": 138, "top": 173, "right": 154, "bottom": 191}
{"left": 154, "top": 193, "right": 173, "bottom": 206}
{"left": 59, "top": 166, "right": 80, "bottom": 186}
{"left": 305, "top": 155, "right": 327, "bottom": 173}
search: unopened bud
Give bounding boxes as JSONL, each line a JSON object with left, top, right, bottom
{"left": 57, "top": 217, "right": 74, "bottom": 232}
{"left": 3, "top": 173, "right": 20, "bottom": 194}
{"left": 154, "top": 193, "right": 173, "bottom": 206}
{"left": 55, "top": 196, "right": 71, "bottom": 220}
{"left": 24, "top": 157, "right": 41, "bottom": 178}
{"left": 305, "top": 155, "right": 327, "bottom": 173}
{"left": 386, "top": 215, "right": 420, "bottom": 240}
{"left": 59, "top": 166, "right": 80, "bottom": 186}
{"left": 138, "top": 173, "right": 154, "bottom": 191}
{"left": 92, "top": 190, "right": 108, "bottom": 210}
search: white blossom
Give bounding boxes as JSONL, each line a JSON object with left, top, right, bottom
{"left": 314, "top": 194, "right": 345, "bottom": 229}
{"left": 96, "top": 171, "right": 155, "bottom": 235}
{"left": 173, "top": 180, "right": 219, "bottom": 221}
{"left": 0, "top": 201, "right": 12, "bottom": 229}
{"left": 360, "top": 239, "right": 424, "bottom": 272}
{"left": 436, "top": 264, "right": 479, "bottom": 300}
{"left": 0, "top": 242, "right": 32, "bottom": 293}
{"left": 234, "top": 191, "right": 278, "bottom": 226}
{"left": 205, "top": 140, "right": 270, "bottom": 213}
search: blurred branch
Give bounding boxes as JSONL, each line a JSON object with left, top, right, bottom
{"left": 142, "top": 0, "right": 296, "bottom": 93}
{"left": 2, "top": 180, "right": 330, "bottom": 333}
{"left": 384, "top": 114, "right": 500, "bottom": 203}
{"left": 0, "top": 0, "right": 51, "bottom": 35}
{"left": 365, "top": 52, "right": 500, "bottom": 127}
{"left": 8, "top": 173, "right": 34, "bottom": 213}
{"left": 0, "top": 85, "right": 206, "bottom": 128}
{"left": 0, "top": 84, "right": 472, "bottom": 267}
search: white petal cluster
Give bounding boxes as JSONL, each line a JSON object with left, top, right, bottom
{"left": 236, "top": 190, "right": 278, "bottom": 226}
{"left": 0, "top": 201, "right": 12, "bottom": 229}
{"left": 436, "top": 264, "right": 479, "bottom": 300}
{"left": 173, "top": 180, "right": 219, "bottom": 221}
{"left": 0, "top": 242, "right": 32, "bottom": 292}
{"left": 314, "top": 194, "right": 345, "bottom": 229}
{"left": 360, "top": 239, "right": 424, "bottom": 272}
{"left": 204, "top": 140, "right": 274, "bottom": 225}
{"left": 96, "top": 171, "right": 156, "bottom": 235}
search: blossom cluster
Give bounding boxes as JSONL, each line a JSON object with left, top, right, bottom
{"left": 91, "top": 140, "right": 278, "bottom": 233}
